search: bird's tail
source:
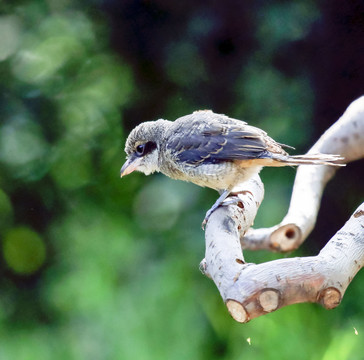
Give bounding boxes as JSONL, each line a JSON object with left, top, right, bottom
{"left": 276, "top": 153, "right": 345, "bottom": 166}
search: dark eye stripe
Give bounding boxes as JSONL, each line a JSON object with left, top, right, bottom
{"left": 135, "top": 141, "right": 157, "bottom": 157}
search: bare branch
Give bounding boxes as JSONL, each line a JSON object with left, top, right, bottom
{"left": 242, "top": 96, "right": 364, "bottom": 252}
{"left": 201, "top": 174, "right": 264, "bottom": 279}
{"left": 202, "top": 97, "right": 364, "bottom": 323}
{"left": 204, "top": 201, "right": 364, "bottom": 323}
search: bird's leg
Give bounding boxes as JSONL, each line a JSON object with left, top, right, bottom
{"left": 202, "top": 189, "right": 230, "bottom": 229}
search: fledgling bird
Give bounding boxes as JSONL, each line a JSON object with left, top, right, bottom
{"left": 121, "top": 110, "right": 344, "bottom": 226}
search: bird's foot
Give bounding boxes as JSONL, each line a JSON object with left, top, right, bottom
{"left": 202, "top": 208, "right": 215, "bottom": 229}
{"left": 202, "top": 190, "right": 231, "bottom": 229}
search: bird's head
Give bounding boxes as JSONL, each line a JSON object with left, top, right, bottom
{"left": 120, "top": 119, "right": 170, "bottom": 177}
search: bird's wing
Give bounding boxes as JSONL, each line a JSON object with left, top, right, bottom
{"left": 166, "top": 113, "right": 283, "bottom": 165}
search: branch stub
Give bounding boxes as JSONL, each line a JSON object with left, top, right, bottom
{"left": 259, "top": 289, "right": 280, "bottom": 312}
{"left": 226, "top": 299, "right": 248, "bottom": 323}
{"left": 318, "top": 287, "right": 342, "bottom": 309}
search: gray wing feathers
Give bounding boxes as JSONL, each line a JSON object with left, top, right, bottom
{"left": 164, "top": 111, "right": 344, "bottom": 167}
{"left": 166, "top": 114, "right": 271, "bottom": 165}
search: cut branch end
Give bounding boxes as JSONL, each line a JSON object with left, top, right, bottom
{"left": 259, "top": 289, "right": 280, "bottom": 312}
{"left": 270, "top": 224, "right": 302, "bottom": 252}
{"left": 226, "top": 300, "right": 248, "bottom": 323}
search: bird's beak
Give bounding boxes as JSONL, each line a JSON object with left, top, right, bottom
{"left": 120, "top": 157, "right": 141, "bottom": 177}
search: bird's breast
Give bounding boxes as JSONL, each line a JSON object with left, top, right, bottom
{"left": 160, "top": 158, "right": 262, "bottom": 191}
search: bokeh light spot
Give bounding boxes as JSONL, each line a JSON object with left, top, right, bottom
{"left": 50, "top": 138, "right": 92, "bottom": 190}
{"left": 0, "top": 117, "right": 48, "bottom": 167}
{"left": 3, "top": 227, "right": 46, "bottom": 275}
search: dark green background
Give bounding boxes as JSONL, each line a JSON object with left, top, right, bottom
{"left": 0, "top": 1, "right": 363, "bottom": 359}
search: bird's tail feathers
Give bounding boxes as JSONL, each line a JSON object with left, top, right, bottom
{"left": 278, "top": 153, "right": 345, "bottom": 166}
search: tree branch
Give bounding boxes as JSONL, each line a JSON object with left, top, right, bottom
{"left": 203, "top": 200, "right": 364, "bottom": 323}
{"left": 201, "top": 174, "right": 264, "bottom": 280}
{"left": 242, "top": 96, "right": 364, "bottom": 252}
{"left": 202, "top": 97, "right": 364, "bottom": 323}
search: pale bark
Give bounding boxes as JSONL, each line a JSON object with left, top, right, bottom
{"left": 242, "top": 96, "right": 364, "bottom": 252}
{"left": 202, "top": 96, "right": 364, "bottom": 322}
{"left": 201, "top": 174, "right": 264, "bottom": 279}
{"left": 203, "top": 199, "right": 364, "bottom": 323}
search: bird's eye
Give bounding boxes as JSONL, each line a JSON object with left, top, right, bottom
{"left": 136, "top": 144, "right": 145, "bottom": 156}
{"left": 135, "top": 141, "right": 157, "bottom": 157}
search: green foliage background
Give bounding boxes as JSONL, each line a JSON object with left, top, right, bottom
{"left": 0, "top": 1, "right": 363, "bottom": 359}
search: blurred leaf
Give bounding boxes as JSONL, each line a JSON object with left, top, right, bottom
{"left": 256, "top": 2, "right": 319, "bottom": 51}
{"left": 0, "top": 15, "right": 22, "bottom": 61}
{"left": 12, "top": 35, "right": 84, "bottom": 84}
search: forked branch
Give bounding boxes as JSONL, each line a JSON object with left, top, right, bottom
{"left": 203, "top": 194, "right": 364, "bottom": 323}
{"left": 202, "top": 96, "right": 364, "bottom": 322}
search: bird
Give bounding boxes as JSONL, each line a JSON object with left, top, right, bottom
{"left": 120, "top": 110, "right": 344, "bottom": 227}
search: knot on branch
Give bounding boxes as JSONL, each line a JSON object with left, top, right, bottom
{"left": 199, "top": 258, "right": 211, "bottom": 279}
{"left": 318, "top": 287, "right": 342, "bottom": 309}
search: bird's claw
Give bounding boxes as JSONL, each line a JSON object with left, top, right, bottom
{"left": 201, "top": 194, "right": 242, "bottom": 230}
{"left": 201, "top": 220, "right": 207, "bottom": 230}
{"left": 202, "top": 208, "right": 214, "bottom": 230}
{"left": 201, "top": 190, "right": 231, "bottom": 230}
